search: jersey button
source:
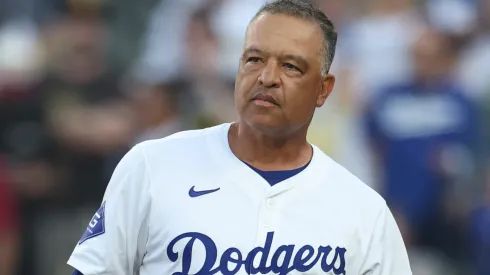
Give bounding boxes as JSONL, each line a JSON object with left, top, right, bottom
{"left": 266, "top": 199, "right": 273, "bottom": 207}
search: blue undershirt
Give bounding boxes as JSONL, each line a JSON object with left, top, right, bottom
{"left": 242, "top": 161, "right": 310, "bottom": 186}
{"left": 72, "top": 161, "right": 310, "bottom": 275}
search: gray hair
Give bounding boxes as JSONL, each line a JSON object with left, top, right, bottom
{"left": 250, "top": 0, "right": 337, "bottom": 76}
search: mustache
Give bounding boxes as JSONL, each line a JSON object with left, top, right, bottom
{"left": 250, "top": 92, "right": 279, "bottom": 106}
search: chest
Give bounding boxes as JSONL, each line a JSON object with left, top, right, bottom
{"left": 141, "top": 168, "right": 361, "bottom": 275}
{"left": 377, "top": 93, "right": 468, "bottom": 141}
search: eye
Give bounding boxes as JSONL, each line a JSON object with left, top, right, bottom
{"left": 246, "top": 57, "right": 262, "bottom": 63}
{"left": 283, "top": 63, "right": 300, "bottom": 72}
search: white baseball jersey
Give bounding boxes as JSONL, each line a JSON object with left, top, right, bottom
{"left": 68, "top": 123, "right": 412, "bottom": 275}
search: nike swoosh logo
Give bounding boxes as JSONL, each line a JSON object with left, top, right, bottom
{"left": 189, "top": 186, "right": 220, "bottom": 198}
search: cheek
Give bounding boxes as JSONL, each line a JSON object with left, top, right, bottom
{"left": 292, "top": 100, "right": 316, "bottom": 121}
{"left": 235, "top": 74, "right": 257, "bottom": 104}
{"left": 285, "top": 85, "right": 318, "bottom": 116}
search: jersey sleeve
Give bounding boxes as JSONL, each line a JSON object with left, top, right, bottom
{"left": 359, "top": 204, "right": 412, "bottom": 275}
{"left": 67, "top": 145, "right": 151, "bottom": 275}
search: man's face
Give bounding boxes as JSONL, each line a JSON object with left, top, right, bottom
{"left": 234, "top": 13, "right": 334, "bottom": 136}
{"left": 412, "top": 31, "right": 452, "bottom": 81}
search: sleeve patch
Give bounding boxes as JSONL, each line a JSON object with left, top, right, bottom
{"left": 79, "top": 202, "right": 106, "bottom": 244}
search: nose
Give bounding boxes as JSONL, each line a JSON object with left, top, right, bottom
{"left": 258, "top": 62, "right": 281, "bottom": 89}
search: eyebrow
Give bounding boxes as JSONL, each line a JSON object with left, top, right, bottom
{"left": 282, "top": 54, "right": 308, "bottom": 69}
{"left": 242, "top": 47, "right": 264, "bottom": 57}
{"left": 242, "top": 47, "right": 308, "bottom": 68}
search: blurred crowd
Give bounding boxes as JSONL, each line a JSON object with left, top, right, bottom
{"left": 0, "top": 0, "right": 489, "bottom": 274}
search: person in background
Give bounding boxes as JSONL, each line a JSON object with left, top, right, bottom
{"left": 365, "top": 28, "right": 479, "bottom": 269}
{"left": 329, "top": 0, "right": 424, "bottom": 189}
{"left": 0, "top": 2, "right": 135, "bottom": 274}
{"left": 0, "top": 157, "right": 19, "bottom": 275}
{"left": 183, "top": 5, "right": 238, "bottom": 124}
{"left": 130, "top": 81, "right": 186, "bottom": 144}
{"left": 32, "top": 3, "right": 135, "bottom": 274}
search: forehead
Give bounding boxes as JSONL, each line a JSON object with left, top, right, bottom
{"left": 245, "top": 13, "right": 323, "bottom": 58}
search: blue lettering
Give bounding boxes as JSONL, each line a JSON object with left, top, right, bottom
{"left": 270, "top": 244, "right": 295, "bottom": 274}
{"left": 331, "top": 247, "right": 347, "bottom": 275}
{"left": 166, "top": 232, "right": 218, "bottom": 275}
{"left": 244, "top": 232, "right": 273, "bottom": 274}
{"left": 293, "top": 245, "right": 318, "bottom": 271}
{"left": 220, "top": 247, "right": 243, "bottom": 274}
{"left": 320, "top": 246, "right": 347, "bottom": 275}
{"left": 166, "top": 231, "right": 347, "bottom": 275}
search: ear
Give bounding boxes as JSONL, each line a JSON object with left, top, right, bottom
{"left": 316, "top": 74, "right": 335, "bottom": 108}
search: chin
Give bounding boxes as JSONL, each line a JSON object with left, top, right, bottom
{"left": 243, "top": 114, "right": 287, "bottom": 136}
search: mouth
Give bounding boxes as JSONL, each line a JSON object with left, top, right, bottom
{"left": 252, "top": 94, "right": 279, "bottom": 107}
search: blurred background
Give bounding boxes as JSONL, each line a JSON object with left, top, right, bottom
{"left": 0, "top": 0, "right": 489, "bottom": 274}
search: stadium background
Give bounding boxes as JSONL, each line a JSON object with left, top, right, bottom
{"left": 0, "top": 0, "right": 489, "bottom": 274}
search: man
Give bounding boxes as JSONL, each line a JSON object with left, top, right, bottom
{"left": 68, "top": 1, "right": 412, "bottom": 274}
{"left": 365, "top": 29, "right": 478, "bottom": 262}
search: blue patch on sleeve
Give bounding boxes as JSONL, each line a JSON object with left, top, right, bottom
{"left": 79, "top": 202, "right": 106, "bottom": 244}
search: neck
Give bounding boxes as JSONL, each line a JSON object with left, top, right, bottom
{"left": 228, "top": 121, "right": 312, "bottom": 171}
